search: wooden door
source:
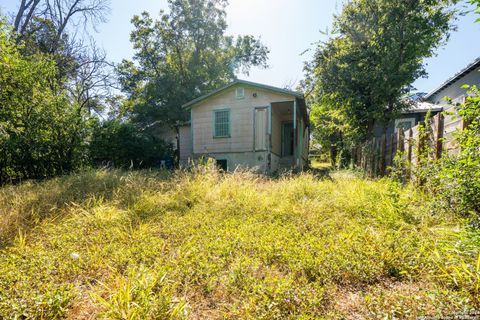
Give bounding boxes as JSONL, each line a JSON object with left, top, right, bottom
{"left": 254, "top": 108, "right": 268, "bottom": 151}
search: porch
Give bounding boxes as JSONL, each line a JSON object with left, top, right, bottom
{"left": 269, "top": 100, "right": 309, "bottom": 172}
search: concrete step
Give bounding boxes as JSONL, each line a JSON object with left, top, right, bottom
{"left": 278, "top": 156, "right": 295, "bottom": 172}
{"left": 279, "top": 156, "right": 294, "bottom": 165}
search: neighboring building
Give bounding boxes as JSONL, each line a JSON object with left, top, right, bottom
{"left": 424, "top": 57, "right": 480, "bottom": 107}
{"left": 373, "top": 101, "right": 442, "bottom": 138}
{"left": 374, "top": 57, "right": 480, "bottom": 137}
{"left": 179, "top": 80, "right": 309, "bottom": 173}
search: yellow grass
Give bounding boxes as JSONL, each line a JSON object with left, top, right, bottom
{"left": 0, "top": 168, "right": 478, "bottom": 319}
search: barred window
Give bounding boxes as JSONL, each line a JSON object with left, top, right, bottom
{"left": 214, "top": 109, "right": 230, "bottom": 137}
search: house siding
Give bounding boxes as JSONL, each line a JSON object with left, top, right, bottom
{"left": 269, "top": 152, "right": 279, "bottom": 172}
{"left": 205, "top": 151, "right": 269, "bottom": 172}
{"left": 191, "top": 86, "right": 293, "bottom": 155}
{"left": 300, "top": 118, "right": 309, "bottom": 164}
{"left": 428, "top": 70, "right": 480, "bottom": 107}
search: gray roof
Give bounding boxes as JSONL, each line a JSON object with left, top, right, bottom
{"left": 424, "top": 57, "right": 480, "bottom": 100}
{"left": 182, "top": 79, "right": 304, "bottom": 109}
{"left": 402, "top": 101, "right": 443, "bottom": 114}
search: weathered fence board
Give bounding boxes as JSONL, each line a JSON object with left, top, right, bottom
{"left": 355, "top": 108, "right": 464, "bottom": 178}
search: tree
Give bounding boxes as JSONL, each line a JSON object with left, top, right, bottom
{"left": 471, "top": 0, "right": 480, "bottom": 21}
{"left": 12, "top": 0, "right": 113, "bottom": 107}
{"left": 117, "top": 0, "right": 269, "bottom": 130}
{"left": 0, "top": 19, "right": 90, "bottom": 182}
{"left": 310, "top": 102, "right": 356, "bottom": 167}
{"left": 89, "top": 120, "right": 174, "bottom": 169}
{"left": 68, "top": 42, "right": 116, "bottom": 116}
{"left": 13, "top": 0, "right": 109, "bottom": 51}
{"left": 304, "top": 0, "right": 456, "bottom": 165}
{"left": 10, "top": 0, "right": 115, "bottom": 170}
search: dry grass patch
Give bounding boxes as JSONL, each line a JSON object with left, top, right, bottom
{"left": 0, "top": 168, "right": 478, "bottom": 319}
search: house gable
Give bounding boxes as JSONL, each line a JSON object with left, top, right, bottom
{"left": 425, "top": 57, "right": 480, "bottom": 106}
{"left": 182, "top": 79, "right": 303, "bottom": 109}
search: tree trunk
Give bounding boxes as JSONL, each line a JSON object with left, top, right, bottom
{"left": 330, "top": 145, "right": 338, "bottom": 168}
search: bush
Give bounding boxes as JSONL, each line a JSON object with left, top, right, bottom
{"left": 89, "top": 120, "right": 174, "bottom": 169}
{"left": 423, "top": 86, "right": 480, "bottom": 220}
{"left": 0, "top": 20, "right": 90, "bottom": 183}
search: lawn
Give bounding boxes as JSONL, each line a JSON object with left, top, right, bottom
{"left": 0, "top": 168, "right": 478, "bottom": 319}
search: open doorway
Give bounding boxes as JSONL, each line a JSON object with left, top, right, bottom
{"left": 282, "top": 122, "right": 294, "bottom": 157}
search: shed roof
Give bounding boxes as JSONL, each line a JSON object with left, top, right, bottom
{"left": 182, "top": 79, "right": 304, "bottom": 109}
{"left": 402, "top": 101, "right": 443, "bottom": 114}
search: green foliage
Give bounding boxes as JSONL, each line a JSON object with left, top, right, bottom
{"left": 92, "top": 265, "right": 186, "bottom": 319}
{"left": 422, "top": 86, "right": 480, "bottom": 219}
{"left": 433, "top": 248, "right": 480, "bottom": 306}
{"left": 0, "top": 169, "right": 478, "bottom": 318}
{"left": 19, "top": 16, "right": 78, "bottom": 80}
{"left": 413, "top": 110, "right": 434, "bottom": 186}
{"left": 310, "top": 102, "right": 355, "bottom": 167}
{"left": 89, "top": 120, "right": 174, "bottom": 169}
{"left": 390, "top": 151, "right": 410, "bottom": 185}
{"left": 304, "top": 0, "right": 456, "bottom": 156}
{"left": 0, "top": 19, "right": 90, "bottom": 182}
{"left": 117, "top": 0, "right": 269, "bottom": 130}
{"left": 471, "top": 0, "right": 480, "bottom": 21}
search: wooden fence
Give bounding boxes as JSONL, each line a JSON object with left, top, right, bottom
{"left": 354, "top": 105, "right": 465, "bottom": 177}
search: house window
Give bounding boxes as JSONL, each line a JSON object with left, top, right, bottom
{"left": 235, "top": 88, "right": 245, "bottom": 99}
{"left": 213, "top": 109, "right": 230, "bottom": 138}
{"left": 216, "top": 159, "right": 228, "bottom": 171}
{"left": 394, "top": 118, "right": 415, "bottom": 133}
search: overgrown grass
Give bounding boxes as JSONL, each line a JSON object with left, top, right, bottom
{"left": 0, "top": 168, "right": 478, "bottom": 319}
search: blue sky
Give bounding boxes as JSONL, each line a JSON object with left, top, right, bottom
{"left": 1, "top": 0, "right": 479, "bottom": 94}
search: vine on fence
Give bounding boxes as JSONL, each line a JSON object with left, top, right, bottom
{"left": 355, "top": 86, "right": 480, "bottom": 221}
{"left": 422, "top": 86, "right": 480, "bottom": 220}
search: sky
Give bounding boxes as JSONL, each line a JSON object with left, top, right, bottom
{"left": 1, "top": 0, "right": 479, "bottom": 94}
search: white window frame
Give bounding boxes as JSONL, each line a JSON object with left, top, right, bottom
{"left": 213, "top": 108, "right": 231, "bottom": 138}
{"left": 394, "top": 118, "right": 416, "bottom": 133}
{"left": 235, "top": 87, "right": 245, "bottom": 100}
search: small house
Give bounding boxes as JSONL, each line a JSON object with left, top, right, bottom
{"left": 178, "top": 80, "right": 309, "bottom": 173}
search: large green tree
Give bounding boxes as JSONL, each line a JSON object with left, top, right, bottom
{"left": 305, "top": 0, "right": 456, "bottom": 164}
{"left": 117, "top": 0, "right": 269, "bottom": 130}
{"left": 0, "top": 20, "right": 90, "bottom": 182}
{"left": 1, "top": 1, "right": 118, "bottom": 180}
{"left": 309, "top": 102, "right": 355, "bottom": 167}
{"left": 12, "top": 0, "right": 113, "bottom": 114}
{"left": 471, "top": 0, "right": 480, "bottom": 20}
